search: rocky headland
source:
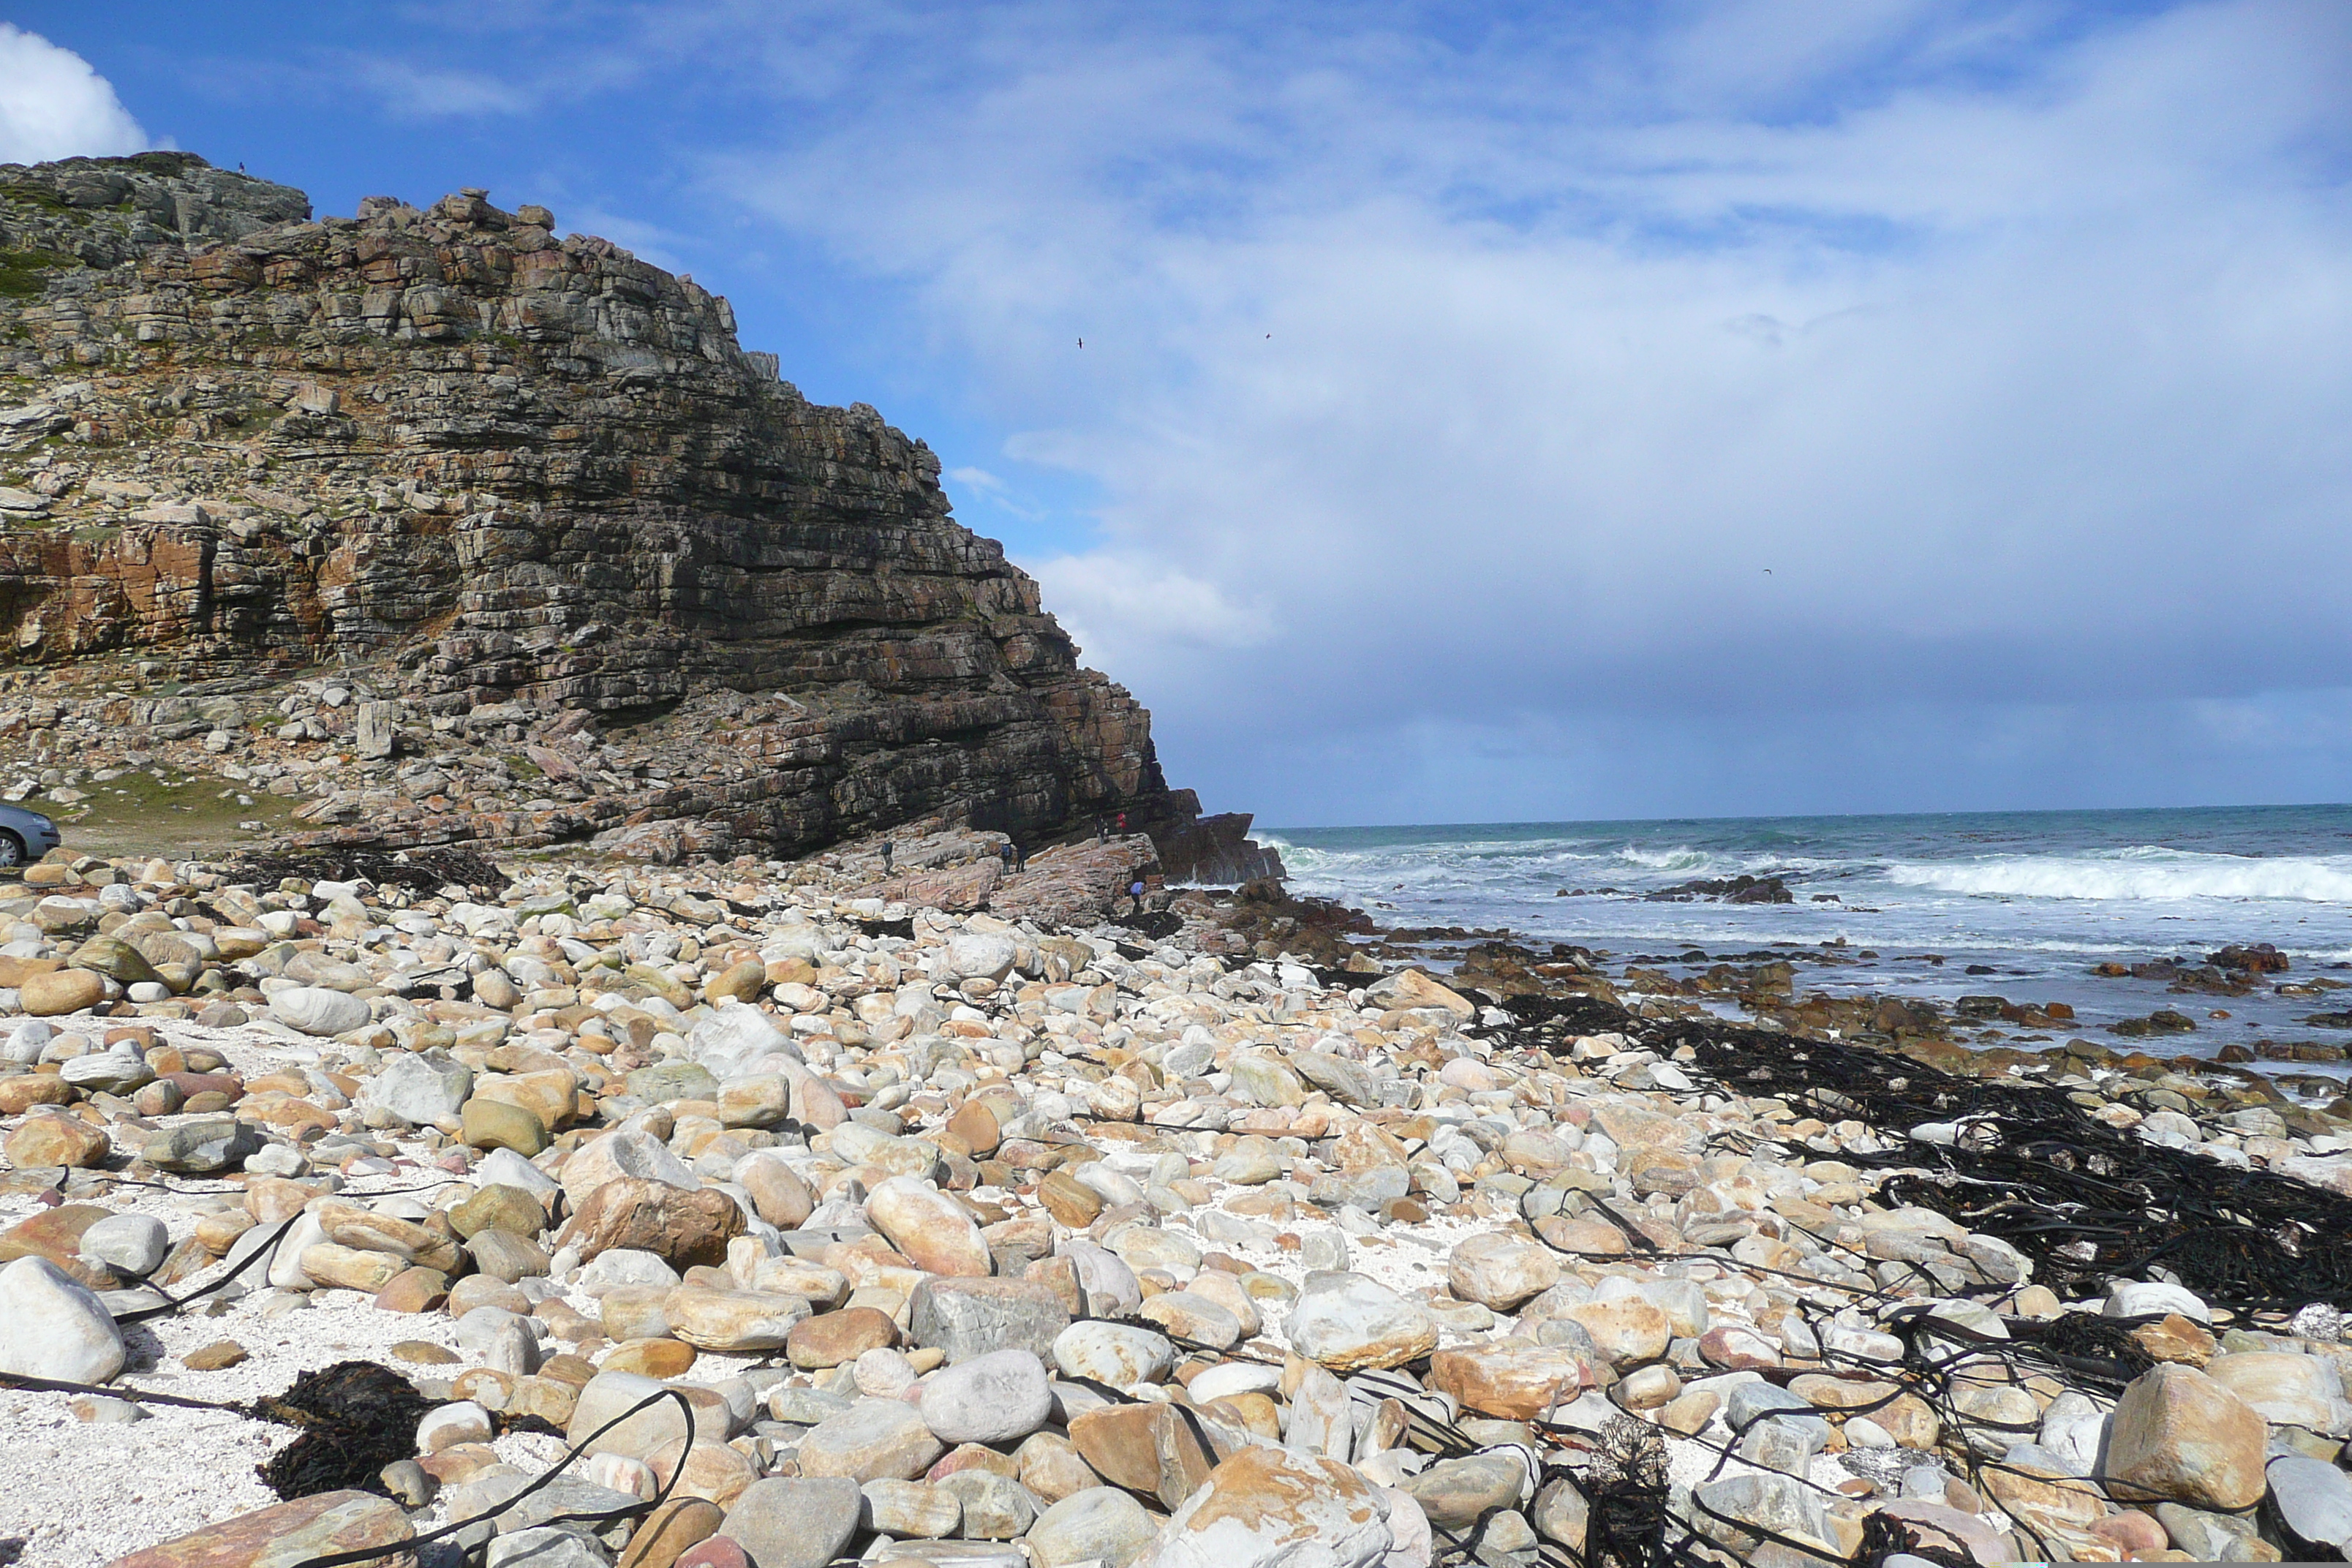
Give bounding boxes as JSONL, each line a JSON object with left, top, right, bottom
{"left": 0, "top": 152, "right": 1277, "bottom": 883}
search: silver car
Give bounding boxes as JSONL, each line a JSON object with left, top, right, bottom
{"left": 0, "top": 803, "right": 61, "bottom": 868}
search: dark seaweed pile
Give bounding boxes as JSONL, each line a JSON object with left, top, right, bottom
{"left": 252, "top": 1362, "right": 435, "bottom": 1501}
{"left": 1492, "top": 993, "right": 2352, "bottom": 1313}
{"left": 220, "top": 844, "right": 510, "bottom": 896}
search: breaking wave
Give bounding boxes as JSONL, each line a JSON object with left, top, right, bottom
{"left": 1887, "top": 850, "right": 2352, "bottom": 903}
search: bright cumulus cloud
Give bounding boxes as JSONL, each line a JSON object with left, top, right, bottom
{"left": 0, "top": 25, "right": 144, "bottom": 165}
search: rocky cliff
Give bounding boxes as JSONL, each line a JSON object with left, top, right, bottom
{"left": 0, "top": 152, "right": 1279, "bottom": 878}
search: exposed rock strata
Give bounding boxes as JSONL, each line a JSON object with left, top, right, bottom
{"left": 0, "top": 153, "right": 1277, "bottom": 877}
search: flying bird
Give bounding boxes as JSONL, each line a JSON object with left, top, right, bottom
{"left": 1077, "top": 337, "right": 1084, "bottom": 348}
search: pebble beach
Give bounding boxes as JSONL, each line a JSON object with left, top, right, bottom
{"left": 4, "top": 829, "right": 2352, "bottom": 1567}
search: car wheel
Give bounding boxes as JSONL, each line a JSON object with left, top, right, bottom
{"left": 0, "top": 832, "right": 23, "bottom": 870}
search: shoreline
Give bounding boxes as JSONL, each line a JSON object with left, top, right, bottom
{"left": 3, "top": 832, "right": 2351, "bottom": 1564}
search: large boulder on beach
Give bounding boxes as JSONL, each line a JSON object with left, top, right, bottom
{"left": 2106, "top": 1365, "right": 2268, "bottom": 1511}
{"left": 105, "top": 1490, "right": 413, "bottom": 1568}
{"left": 1139, "top": 1447, "right": 1392, "bottom": 1568}
{"left": 0, "top": 1256, "right": 124, "bottom": 1384}
{"left": 1283, "top": 1273, "right": 1438, "bottom": 1371}
{"left": 269, "top": 985, "right": 372, "bottom": 1036}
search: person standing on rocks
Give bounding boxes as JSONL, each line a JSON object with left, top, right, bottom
{"left": 880, "top": 839, "right": 894, "bottom": 874}
{"left": 1130, "top": 878, "right": 1147, "bottom": 916}
{"left": 999, "top": 841, "right": 1016, "bottom": 876}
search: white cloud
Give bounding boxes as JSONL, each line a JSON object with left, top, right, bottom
{"left": 1028, "top": 552, "right": 1274, "bottom": 669}
{"left": 0, "top": 25, "right": 146, "bottom": 164}
{"left": 945, "top": 466, "right": 1045, "bottom": 520}
{"left": 350, "top": 59, "right": 534, "bottom": 119}
{"left": 698, "top": 0, "right": 2352, "bottom": 819}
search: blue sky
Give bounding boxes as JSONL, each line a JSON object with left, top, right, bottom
{"left": 6, "top": 2, "right": 2351, "bottom": 827}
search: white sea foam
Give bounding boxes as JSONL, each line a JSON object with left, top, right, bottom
{"left": 1886, "top": 851, "right": 2352, "bottom": 903}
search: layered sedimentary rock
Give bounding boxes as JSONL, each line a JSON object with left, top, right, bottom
{"left": 0, "top": 152, "right": 1277, "bottom": 872}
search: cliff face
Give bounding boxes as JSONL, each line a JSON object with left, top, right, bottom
{"left": 0, "top": 153, "right": 1289, "bottom": 872}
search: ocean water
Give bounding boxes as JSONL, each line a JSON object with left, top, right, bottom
{"left": 1263, "top": 806, "right": 2352, "bottom": 1060}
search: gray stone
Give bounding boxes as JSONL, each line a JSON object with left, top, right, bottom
{"left": 61, "top": 1049, "right": 151, "bottom": 1093}
{"left": 1472, "top": 1509, "right": 1537, "bottom": 1568}
{"left": 1027, "top": 1487, "right": 1156, "bottom": 1568}
{"left": 860, "top": 1478, "right": 962, "bottom": 1539}
{"left": 2154, "top": 1501, "right": 2269, "bottom": 1561}
{"left": 485, "top": 1526, "right": 611, "bottom": 1568}
{"left": 271, "top": 985, "right": 372, "bottom": 1037}
{"left": 355, "top": 700, "right": 397, "bottom": 761}
{"left": 934, "top": 1469, "right": 1033, "bottom": 1540}
{"left": 627, "top": 1062, "right": 719, "bottom": 1104}
{"left": 576, "top": 1248, "right": 681, "bottom": 1296}
{"left": 143, "top": 1115, "right": 261, "bottom": 1173}
{"left": 796, "top": 1397, "right": 943, "bottom": 1482}
{"left": 1283, "top": 1272, "right": 1438, "bottom": 1372}
{"left": 722, "top": 1476, "right": 862, "bottom": 1568}
{"left": 936, "top": 934, "right": 1017, "bottom": 984}
{"left": 687, "top": 1005, "right": 802, "bottom": 1080}
{"left": 1734, "top": 1416, "right": 1823, "bottom": 1477}
{"left": 568, "top": 1370, "right": 696, "bottom": 1460}
{"left": 1689, "top": 1473, "right": 1833, "bottom": 1556}
{"left": 382, "top": 1459, "right": 437, "bottom": 1508}
{"left": 478, "top": 1145, "right": 562, "bottom": 1196}
{"left": 2104, "top": 1281, "right": 2210, "bottom": 1324}
{"left": 1403, "top": 1452, "right": 1528, "bottom": 1529}
{"left": 458, "top": 1305, "right": 543, "bottom": 1376}
{"left": 1052, "top": 1322, "right": 1176, "bottom": 1387}
{"left": 2269, "top": 1454, "right": 2352, "bottom": 1552}
{"left": 1290, "top": 1049, "right": 1379, "bottom": 1107}
{"left": 79, "top": 1212, "right": 168, "bottom": 1277}
{"left": 908, "top": 1276, "right": 1070, "bottom": 1364}
{"left": 1531, "top": 1480, "right": 1587, "bottom": 1551}
{"left": 362, "top": 1052, "right": 473, "bottom": 1126}
{"left": 1058, "top": 1238, "right": 1141, "bottom": 1319}
{"left": 459, "top": 1475, "right": 641, "bottom": 1539}
{"left": 768, "top": 1385, "right": 853, "bottom": 1425}
{"left": 1725, "top": 1382, "right": 1829, "bottom": 1442}
{"left": 2, "top": 1019, "right": 50, "bottom": 1064}
{"left": 1300, "top": 1231, "right": 1349, "bottom": 1273}
{"left": 919, "top": 1348, "right": 1054, "bottom": 1446}
{"left": 1308, "top": 1166, "right": 1409, "bottom": 1210}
